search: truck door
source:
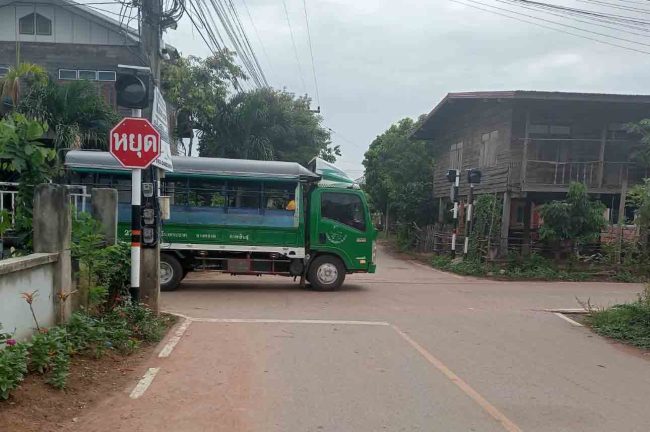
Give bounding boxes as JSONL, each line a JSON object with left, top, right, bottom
{"left": 310, "top": 189, "right": 371, "bottom": 270}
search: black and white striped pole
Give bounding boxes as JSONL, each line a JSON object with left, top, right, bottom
{"left": 463, "top": 169, "right": 482, "bottom": 259}
{"left": 447, "top": 169, "right": 460, "bottom": 258}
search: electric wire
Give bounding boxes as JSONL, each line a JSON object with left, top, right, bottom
{"left": 239, "top": 0, "right": 276, "bottom": 82}
{"left": 450, "top": 0, "right": 650, "bottom": 54}
{"left": 282, "top": 0, "right": 307, "bottom": 94}
{"left": 302, "top": 0, "right": 320, "bottom": 107}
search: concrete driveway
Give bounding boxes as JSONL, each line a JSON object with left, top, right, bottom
{"left": 69, "top": 246, "right": 649, "bottom": 432}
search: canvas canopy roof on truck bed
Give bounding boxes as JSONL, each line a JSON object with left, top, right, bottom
{"left": 65, "top": 151, "right": 321, "bottom": 182}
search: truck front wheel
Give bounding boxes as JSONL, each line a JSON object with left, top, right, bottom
{"left": 308, "top": 255, "right": 346, "bottom": 291}
{"left": 160, "top": 254, "right": 183, "bottom": 292}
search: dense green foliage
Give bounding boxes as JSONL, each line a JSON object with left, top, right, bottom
{"left": 589, "top": 286, "right": 650, "bottom": 349}
{"left": 201, "top": 88, "right": 338, "bottom": 164}
{"left": 19, "top": 80, "right": 118, "bottom": 150}
{"left": 363, "top": 117, "right": 434, "bottom": 233}
{"left": 72, "top": 213, "right": 131, "bottom": 310}
{"left": 0, "top": 63, "right": 48, "bottom": 115}
{"left": 0, "top": 342, "right": 28, "bottom": 399}
{"left": 0, "top": 113, "right": 55, "bottom": 245}
{"left": 538, "top": 182, "right": 606, "bottom": 254}
{"left": 161, "top": 52, "right": 245, "bottom": 156}
{"left": 0, "top": 304, "right": 171, "bottom": 398}
{"left": 468, "top": 194, "right": 502, "bottom": 259}
{"left": 162, "top": 54, "right": 336, "bottom": 163}
{"left": 430, "top": 253, "right": 590, "bottom": 281}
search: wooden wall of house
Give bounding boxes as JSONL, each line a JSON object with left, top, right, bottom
{"left": 509, "top": 100, "right": 650, "bottom": 189}
{"left": 432, "top": 100, "right": 513, "bottom": 199}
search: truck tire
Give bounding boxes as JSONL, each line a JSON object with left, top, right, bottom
{"left": 160, "top": 254, "right": 183, "bottom": 292}
{"left": 308, "top": 255, "right": 346, "bottom": 291}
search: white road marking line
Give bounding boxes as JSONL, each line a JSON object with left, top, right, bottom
{"left": 554, "top": 312, "right": 584, "bottom": 327}
{"left": 392, "top": 325, "right": 523, "bottom": 432}
{"left": 190, "top": 317, "right": 391, "bottom": 326}
{"left": 544, "top": 308, "right": 588, "bottom": 314}
{"left": 158, "top": 318, "right": 192, "bottom": 358}
{"left": 129, "top": 368, "right": 160, "bottom": 399}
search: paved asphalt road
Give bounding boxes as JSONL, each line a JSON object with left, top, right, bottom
{"left": 69, "top": 246, "right": 649, "bottom": 432}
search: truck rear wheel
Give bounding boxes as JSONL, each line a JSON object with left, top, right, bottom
{"left": 308, "top": 255, "right": 345, "bottom": 291}
{"left": 160, "top": 254, "right": 183, "bottom": 292}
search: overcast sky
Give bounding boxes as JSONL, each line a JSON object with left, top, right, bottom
{"left": 154, "top": 0, "right": 650, "bottom": 177}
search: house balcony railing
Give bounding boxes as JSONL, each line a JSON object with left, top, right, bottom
{"left": 523, "top": 160, "right": 648, "bottom": 190}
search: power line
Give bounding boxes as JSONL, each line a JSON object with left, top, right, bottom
{"left": 450, "top": 0, "right": 650, "bottom": 55}
{"left": 498, "top": 0, "right": 650, "bottom": 38}
{"left": 472, "top": 0, "right": 650, "bottom": 48}
{"left": 282, "top": 0, "right": 307, "bottom": 94}
{"left": 240, "top": 0, "right": 276, "bottom": 82}
{"left": 302, "top": 0, "right": 320, "bottom": 106}
{"left": 574, "top": 0, "right": 650, "bottom": 15}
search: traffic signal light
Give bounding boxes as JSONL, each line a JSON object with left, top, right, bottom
{"left": 467, "top": 168, "right": 482, "bottom": 184}
{"left": 115, "top": 73, "right": 149, "bottom": 109}
{"left": 446, "top": 169, "right": 458, "bottom": 183}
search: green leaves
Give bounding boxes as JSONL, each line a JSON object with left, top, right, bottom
{"left": 201, "top": 88, "right": 335, "bottom": 164}
{"left": 538, "top": 182, "right": 606, "bottom": 252}
{"left": 0, "top": 343, "right": 29, "bottom": 399}
{"left": 362, "top": 117, "right": 434, "bottom": 226}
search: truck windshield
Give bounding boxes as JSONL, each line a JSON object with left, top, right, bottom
{"left": 321, "top": 192, "right": 366, "bottom": 231}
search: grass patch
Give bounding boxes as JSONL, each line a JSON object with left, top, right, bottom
{"left": 587, "top": 286, "right": 650, "bottom": 349}
{"left": 430, "top": 252, "right": 596, "bottom": 281}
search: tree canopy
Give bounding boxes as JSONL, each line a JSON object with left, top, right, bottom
{"left": 161, "top": 53, "right": 337, "bottom": 164}
{"left": 161, "top": 51, "right": 245, "bottom": 156}
{"left": 362, "top": 117, "right": 434, "bottom": 227}
{"left": 200, "top": 88, "right": 338, "bottom": 164}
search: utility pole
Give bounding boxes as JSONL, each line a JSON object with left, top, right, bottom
{"left": 139, "top": 0, "right": 163, "bottom": 312}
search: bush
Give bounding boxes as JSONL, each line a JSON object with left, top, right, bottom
{"left": 27, "top": 327, "right": 70, "bottom": 389}
{"left": 0, "top": 303, "right": 170, "bottom": 398}
{"left": 431, "top": 254, "right": 452, "bottom": 270}
{"left": 588, "top": 286, "right": 650, "bottom": 349}
{"left": 0, "top": 343, "right": 28, "bottom": 399}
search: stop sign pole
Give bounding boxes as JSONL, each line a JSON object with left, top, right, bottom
{"left": 109, "top": 118, "right": 161, "bottom": 302}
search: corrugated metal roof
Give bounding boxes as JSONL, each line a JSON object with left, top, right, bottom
{"left": 65, "top": 151, "right": 321, "bottom": 182}
{"left": 412, "top": 90, "right": 650, "bottom": 139}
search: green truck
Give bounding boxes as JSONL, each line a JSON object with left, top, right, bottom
{"left": 65, "top": 151, "right": 377, "bottom": 291}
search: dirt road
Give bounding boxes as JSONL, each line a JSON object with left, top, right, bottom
{"left": 68, "top": 246, "right": 649, "bottom": 431}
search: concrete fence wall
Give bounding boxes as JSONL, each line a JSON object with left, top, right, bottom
{"left": 0, "top": 253, "right": 59, "bottom": 340}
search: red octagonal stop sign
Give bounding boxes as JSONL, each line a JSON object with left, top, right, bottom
{"left": 109, "top": 117, "right": 161, "bottom": 169}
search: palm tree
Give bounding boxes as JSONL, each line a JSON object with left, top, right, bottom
{"left": 0, "top": 63, "right": 47, "bottom": 114}
{"left": 18, "top": 78, "right": 118, "bottom": 150}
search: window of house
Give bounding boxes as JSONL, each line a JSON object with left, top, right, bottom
{"left": 97, "top": 71, "right": 117, "bottom": 82}
{"left": 59, "top": 69, "right": 77, "bottom": 80}
{"left": 321, "top": 192, "right": 366, "bottom": 231}
{"left": 608, "top": 123, "right": 633, "bottom": 140}
{"left": 479, "top": 130, "right": 499, "bottom": 167}
{"left": 529, "top": 124, "right": 571, "bottom": 137}
{"left": 78, "top": 70, "right": 97, "bottom": 81}
{"left": 19, "top": 13, "right": 52, "bottom": 36}
{"left": 449, "top": 141, "right": 463, "bottom": 170}
{"left": 0, "top": 67, "right": 8, "bottom": 77}
{"left": 35, "top": 13, "right": 52, "bottom": 35}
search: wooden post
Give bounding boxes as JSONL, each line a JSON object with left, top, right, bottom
{"left": 521, "top": 110, "right": 530, "bottom": 190}
{"left": 500, "top": 191, "right": 511, "bottom": 257}
{"left": 617, "top": 167, "right": 629, "bottom": 264}
{"left": 522, "top": 197, "right": 532, "bottom": 257}
{"left": 597, "top": 125, "right": 607, "bottom": 188}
